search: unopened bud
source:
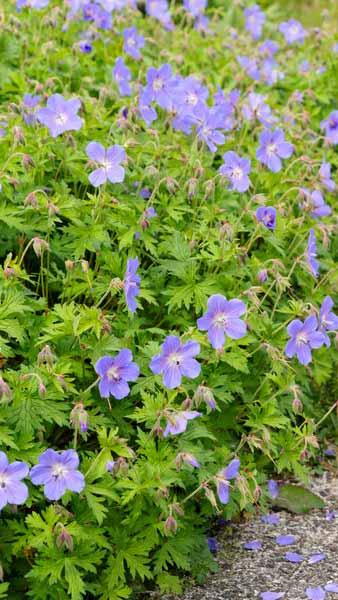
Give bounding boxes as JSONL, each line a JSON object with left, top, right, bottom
{"left": 166, "top": 177, "right": 178, "bottom": 192}
{"left": 171, "top": 502, "right": 184, "bottom": 516}
{"left": 110, "top": 277, "right": 124, "bottom": 290}
{"left": 70, "top": 403, "right": 89, "bottom": 433}
{"left": 13, "top": 126, "right": 24, "bottom": 143}
{"left": 48, "top": 202, "right": 59, "bottom": 215}
{"left": 81, "top": 260, "right": 89, "bottom": 273}
{"left": 37, "top": 344, "right": 55, "bottom": 366}
{"left": 24, "top": 192, "right": 38, "bottom": 207}
{"left": 204, "top": 486, "right": 218, "bottom": 508}
{"left": 204, "top": 179, "right": 215, "bottom": 197}
{"left": 22, "top": 154, "right": 34, "bottom": 168}
{"left": 187, "top": 178, "right": 198, "bottom": 198}
{"left": 4, "top": 266, "right": 16, "bottom": 279}
{"left": 181, "top": 397, "right": 193, "bottom": 410}
{"left": 193, "top": 385, "right": 216, "bottom": 410}
{"left": 38, "top": 382, "right": 46, "bottom": 397}
{"left": 164, "top": 515, "right": 177, "bottom": 535}
{"left": 0, "top": 562, "right": 3, "bottom": 581}
{"left": 257, "top": 269, "right": 268, "bottom": 283}
{"left": 219, "top": 221, "right": 233, "bottom": 240}
{"left": 56, "top": 527, "right": 73, "bottom": 552}
{"left": 0, "top": 377, "right": 12, "bottom": 402}
{"left": 32, "top": 237, "right": 49, "bottom": 257}
{"left": 292, "top": 397, "right": 303, "bottom": 413}
{"left": 253, "top": 485, "right": 261, "bottom": 502}
{"left": 65, "top": 260, "right": 74, "bottom": 271}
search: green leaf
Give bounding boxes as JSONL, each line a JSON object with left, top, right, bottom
{"left": 272, "top": 484, "right": 325, "bottom": 514}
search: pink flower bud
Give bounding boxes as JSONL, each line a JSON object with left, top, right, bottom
{"left": 164, "top": 515, "right": 177, "bottom": 535}
{"left": 32, "top": 237, "right": 49, "bottom": 257}
{"left": 38, "top": 382, "right": 46, "bottom": 397}
{"left": 56, "top": 527, "right": 73, "bottom": 552}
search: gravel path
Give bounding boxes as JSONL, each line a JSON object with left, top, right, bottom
{"left": 164, "top": 472, "right": 338, "bottom": 600}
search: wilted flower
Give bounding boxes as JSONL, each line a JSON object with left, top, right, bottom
{"left": 113, "top": 57, "right": 132, "bottom": 96}
{"left": 95, "top": 350, "right": 140, "bottom": 399}
{"left": 258, "top": 269, "right": 268, "bottom": 283}
{"left": 0, "top": 452, "right": 29, "bottom": 510}
{"left": 150, "top": 335, "right": 201, "bottom": 389}
{"left": 256, "top": 206, "right": 277, "bottom": 230}
{"left": 285, "top": 316, "right": 326, "bottom": 365}
{"left": 30, "top": 449, "right": 84, "bottom": 501}
{"left": 197, "top": 294, "right": 247, "bottom": 350}
{"left": 219, "top": 151, "right": 251, "bottom": 193}
{"left": 36, "top": 94, "right": 83, "bottom": 137}
{"left": 86, "top": 142, "right": 126, "bottom": 187}
{"left": 256, "top": 129, "right": 294, "bottom": 172}
{"left": 123, "top": 26, "right": 145, "bottom": 60}
{"left": 175, "top": 452, "right": 200, "bottom": 468}
{"left": 215, "top": 458, "right": 240, "bottom": 504}
{"left": 123, "top": 258, "right": 140, "bottom": 313}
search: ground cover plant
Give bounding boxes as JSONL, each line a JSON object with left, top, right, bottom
{"left": 0, "top": 0, "right": 337, "bottom": 598}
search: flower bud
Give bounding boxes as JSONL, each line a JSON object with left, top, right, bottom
{"left": 37, "top": 344, "right": 55, "bottom": 366}
{"left": 166, "top": 177, "right": 178, "bottom": 192}
{"left": 65, "top": 260, "right": 74, "bottom": 271}
{"left": 187, "top": 178, "right": 198, "bottom": 198}
{"left": 3, "top": 266, "right": 16, "bottom": 279}
{"left": 24, "top": 192, "right": 38, "bottom": 207}
{"left": 0, "top": 562, "right": 3, "bottom": 581}
{"left": 13, "top": 126, "right": 24, "bottom": 143}
{"left": 181, "top": 396, "right": 193, "bottom": 410}
{"left": 204, "top": 179, "right": 215, "bottom": 198}
{"left": 22, "top": 154, "right": 34, "bottom": 168}
{"left": 204, "top": 486, "right": 218, "bottom": 508}
{"left": 106, "top": 460, "right": 116, "bottom": 473}
{"left": 0, "top": 377, "right": 12, "bottom": 403}
{"left": 171, "top": 502, "right": 184, "bottom": 516}
{"left": 81, "top": 260, "right": 89, "bottom": 273}
{"left": 257, "top": 269, "right": 268, "bottom": 283}
{"left": 32, "top": 237, "right": 49, "bottom": 257}
{"left": 164, "top": 515, "right": 177, "bottom": 535}
{"left": 56, "top": 527, "right": 73, "bottom": 552}
{"left": 193, "top": 385, "right": 216, "bottom": 410}
{"left": 38, "top": 382, "right": 47, "bottom": 397}
{"left": 292, "top": 397, "right": 303, "bottom": 413}
{"left": 70, "top": 403, "right": 89, "bottom": 433}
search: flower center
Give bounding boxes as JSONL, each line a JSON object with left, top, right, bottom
{"left": 267, "top": 143, "right": 277, "bottom": 155}
{"left": 55, "top": 112, "right": 68, "bottom": 125}
{"left": 232, "top": 167, "right": 243, "bottom": 180}
{"left": 107, "top": 365, "right": 120, "bottom": 381}
{"left": 290, "top": 25, "right": 299, "bottom": 36}
{"left": 153, "top": 78, "right": 164, "bottom": 92}
{"left": 0, "top": 474, "right": 8, "bottom": 488}
{"left": 296, "top": 332, "right": 308, "bottom": 345}
{"left": 101, "top": 159, "right": 112, "bottom": 170}
{"left": 51, "top": 463, "right": 68, "bottom": 478}
{"left": 187, "top": 92, "right": 198, "bottom": 106}
{"left": 169, "top": 352, "right": 182, "bottom": 366}
{"left": 127, "top": 37, "right": 135, "bottom": 46}
{"left": 214, "top": 312, "right": 228, "bottom": 327}
{"left": 202, "top": 126, "right": 211, "bottom": 137}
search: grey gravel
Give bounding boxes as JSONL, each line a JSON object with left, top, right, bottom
{"left": 163, "top": 472, "right": 338, "bottom": 600}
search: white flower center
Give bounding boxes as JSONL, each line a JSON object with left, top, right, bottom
{"left": 187, "top": 92, "right": 198, "bottom": 106}
{"left": 232, "top": 167, "right": 243, "bottom": 180}
{"left": 51, "top": 463, "right": 68, "bottom": 478}
{"left": 101, "top": 159, "right": 113, "bottom": 170}
{"left": 214, "top": 312, "right": 228, "bottom": 327}
{"left": 296, "top": 332, "right": 308, "bottom": 345}
{"left": 169, "top": 352, "right": 182, "bottom": 366}
{"left": 107, "top": 365, "right": 120, "bottom": 380}
{"left": 290, "top": 25, "right": 300, "bottom": 36}
{"left": 202, "top": 126, "right": 211, "bottom": 136}
{"left": 55, "top": 112, "right": 68, "bottom": 125}
{"left": 153, "top": 78, "right": 164, "bottom": 92}
{"left": 127, "top": 37, "right": 135, "bottom": 46}
{"left": 267, "top": 143, "right": 277, "bottom": 155}
{"left": 0, "top": 473, "right": 8, "bottom": 488}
